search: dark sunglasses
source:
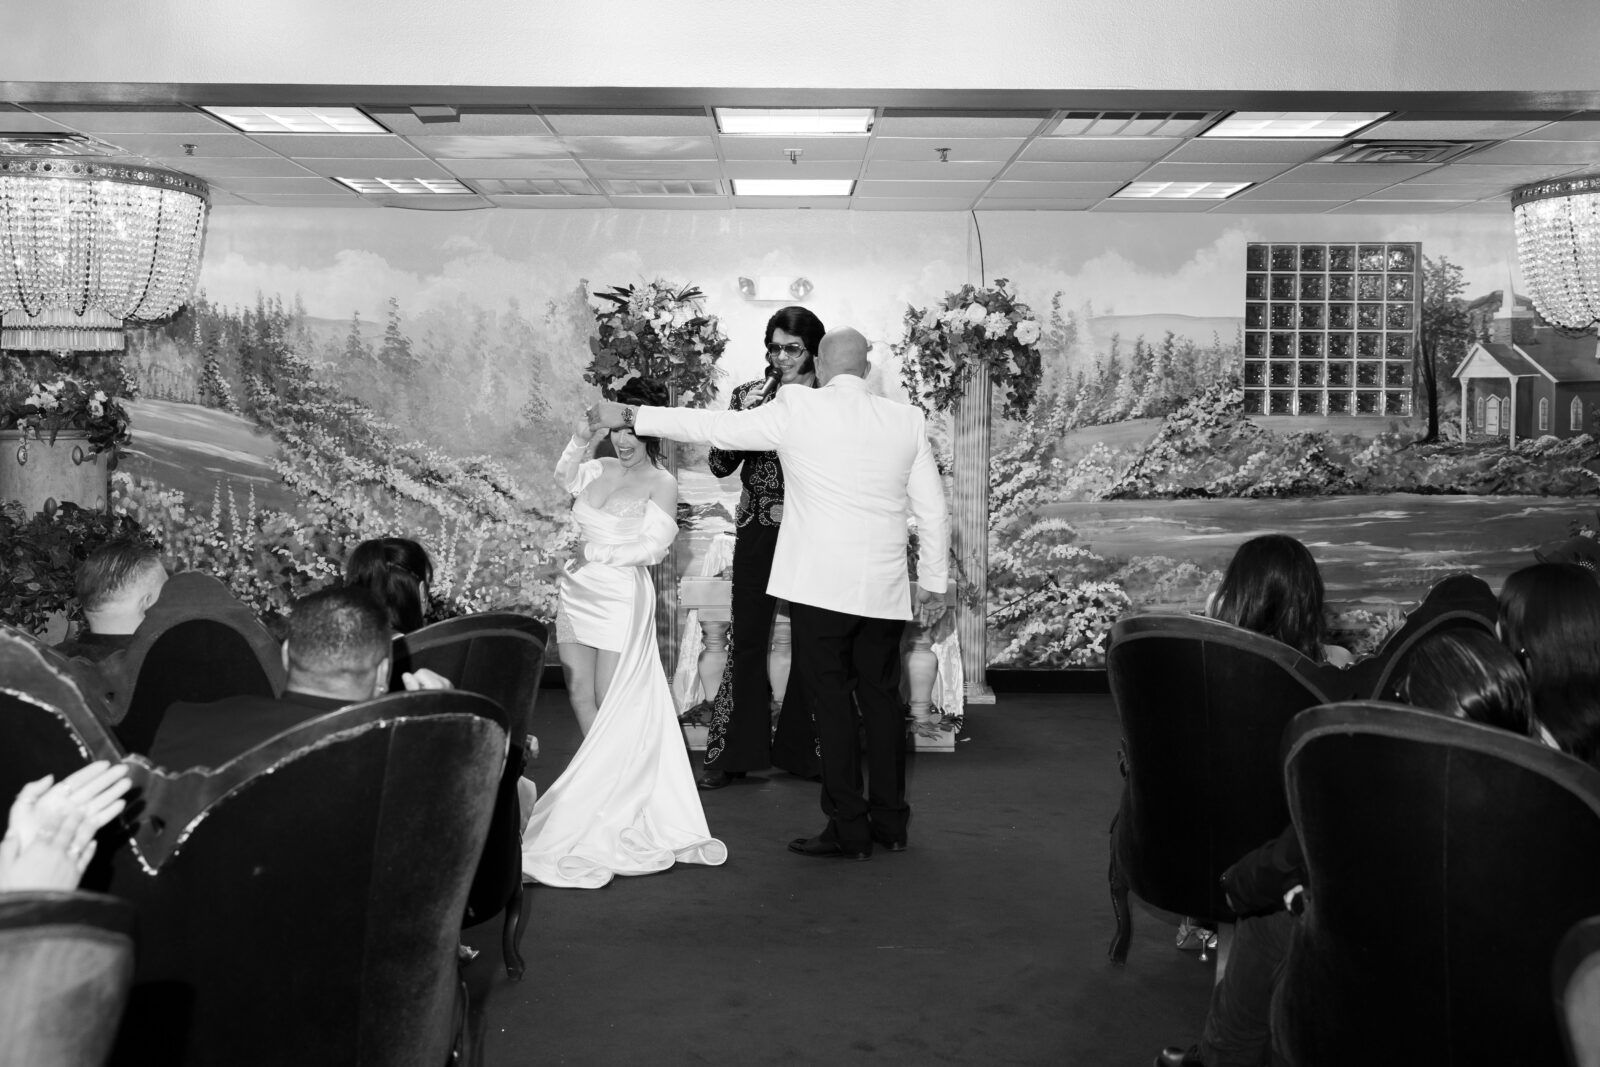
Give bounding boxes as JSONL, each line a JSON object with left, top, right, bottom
{"left": 765, "top": 342, "right": 807, "bottom": 358}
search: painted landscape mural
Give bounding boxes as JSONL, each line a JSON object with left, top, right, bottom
{"left": 50, "top": 205, "right": 1598, "bottom": 669}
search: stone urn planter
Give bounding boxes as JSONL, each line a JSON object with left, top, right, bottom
{"left": 0, "top": 430, "right": 112, "bottom": 515}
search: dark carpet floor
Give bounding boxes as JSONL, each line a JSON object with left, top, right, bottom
{"left": 462, "top": 693, "right": 1213, "bottom": 1066}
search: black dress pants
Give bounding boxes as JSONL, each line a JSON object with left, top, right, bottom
{"left": 704, "top": 523, "right": 819, "bottom": 777}
{"left": 787, "top": 601, "right": 908, "bottom": 850}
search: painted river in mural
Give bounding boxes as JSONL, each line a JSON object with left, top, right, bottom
{"left": 1046, "top": 494, "right": 1597, "bottom": 608}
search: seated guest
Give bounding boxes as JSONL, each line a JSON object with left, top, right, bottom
{"left": 53, "top": 540, "right": 167, "bottom": 661}
{"left": 1497, "top": 561, "right": 1600, "bottom": 765}
{"left": 148, "top": 587, "right": 448, "bottom": 772}
{"left": 1207, "top": 534, "right": 1352, "bottom": 667}
{"left": 0, "top": 761, "right": 132, "bottom": 891}
{"left": 1158, "top": 623, "right": 1536, "bottom": 1067}
{"left": 345, "top": 537, "right": 433, "bottom": 635}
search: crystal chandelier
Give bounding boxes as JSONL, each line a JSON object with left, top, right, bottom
{"left": 0, "top": 157, "right": 210, "bottom": 352}
{"left": 1512, "top": 173, "right": 1600, "bottom": 332}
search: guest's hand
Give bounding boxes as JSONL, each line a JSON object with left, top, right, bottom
{"left": 913, "top": 587, "right": 948, "bottom": 628}
{"left": 589, "top": 401, "right": 630, "bottom": 431}
{"left": 401, "top": 668, "right": 453, "bottom": 691}
{"left": 0, "top": 762, "right": 132, "bottom": 891}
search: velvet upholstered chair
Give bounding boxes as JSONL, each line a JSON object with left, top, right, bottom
{"left": 1274, "top": 704, "right": 1600, "bottom": 1067}
{"left": 1105, "top": 612, "right": 1353, "bottom": 963}
{"left": 1554, "top": 916, "right": 1600, "bottom": 1067}
{"left": 0, "top": 891, "right": 138, "bottom": 1067}
{"left": 96, "top": 689, "right": 507, "bottom": 1067}
{"left": 391, "top": 611, "right": 549, "bottom": 981}
{"left": 97, "top": 571, "right": 287, "bottom": 754}
{"left": 0, "top": 627, "right": 126, "bottom": 813}
{"left": 1339, "top": 573, "right": 1499, "bottom": 702}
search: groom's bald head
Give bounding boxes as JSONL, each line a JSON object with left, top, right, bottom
{"left": 816, "top": 328, "right": 871, "bottom": 384}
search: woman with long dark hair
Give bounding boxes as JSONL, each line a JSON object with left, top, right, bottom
{"left": 698, "top": 305, "right": 826, "bottom": 788}
{"left": 521, "top": 375, "right": 726, "bottom": 888}
{"left": 345, "top": 537, "right": 434, "bottom": 635}
{"left": 1497, "top": 562, "right": 1600, "bottom": 764}
{"left": 1209, "top": 533, "right": 1351, "bottom": 666}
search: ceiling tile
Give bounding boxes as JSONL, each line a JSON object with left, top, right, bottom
{"left": 975, "top": 198, "right": 1099, "bottom": 211}
{"left": 853, "top": 198, "right": 985, "bottom": 211}
{"left": 407, "top": 135, "right": 572, "bottom": 159}
{"left": 28, "top": 106, "right": 230, "bottom": 134}
{"left": 565, "top": 135, "right": 718, "bottom": 160}
{"left": 1002, "top": 160, "right": 1147, "bottom": 181}
{"left": 1207, "top": 200, "right": 1335, "bottom": 213}
{"left": 1363, "top": 184, "right": 1490, "bottom": 201}
{"left": 542, "top": 110, "right": 712, "bottom": 136}
{"left": 365, "top": 194, "right": 495, "bottom": 212}
{"left": 1360, "top": 117, "right": 1559, "bottom": 140}
{"left": 1162, "top": 138, "right": 1342, "bottom": 164}
{"left": 1274, "top": 162, "right": 1442, "bottom": 182}
{"left": 1325, "top": 200, "right": 1467, "bottom": 214}
{"left": 863, "top": 160, "right": 1003, "bottom": 180}
{"left": 1420, "top": 162, "right": 1583, "bottom": 186}
{"left": 0, "top": 108, "right": 73, "bottom": 133}
{"left": 1235, "top": 182, "right": 1390, "bottom": 200}
{"left": 204, "top": 191, "right": 255, "bottom": 206}
{"left": 1459, "top": 140, "right": 1600, "bottom": 165}
{"left": 293, "top": 157, "right": 455, "bottom": 179}
{"left": 1091, "top": 199, "right": 1220, "bottom": 212}
{"left": 1447, "top": 201, "right": 1515, "bottom": 214}
{"left": 723, "top": 160, "right": 861, "bottom": 180}
{"left": 366, "top": 108, "right": 552, "bottom": 136}
{"left": 853, "top": 180, "right": 987, "bottom": 198}
{"left": 729, "top": 196, "right": 850, "bottom": 209}
{"left": 1137, "top": 162, "right": 1292, "bottom": 183}
{"left": 987, "top": 180, "right": 1127, "bottom": 198}
{"left": 485, "top": 194, "right": 610, "bottom": 209}
{"left": 234, "top": 194, "right": 378, "bottom": 208}
{"left": 870, "top": 137, "right": 1025, "bottom": 162}
{"left": 582, "top": 159, "right": 722, "bottom": 180}
{"left": 874, "top": 111, "right": 1050, "bottom": 137}
{"left": 604, "top": 196, "right": 732, "bottom": 210}
{"left": 1520, "top": 118, "right": 1600, "bottom": 142}
{"left": 173, "top": 155, "right": 316, "bottom": 178}
{"left": 211, "top": 177, "right": 349, "bottom": 194}
{"left": 1019, "top": 138, "right": 1178, "bottom": 163}
{"left": 719, "top": 136, "right": 867, "bottom": 161}
{"left": 93, "top": 132, "right": 276, "bottom": 159}
{"left": 251, "top": 134, "right": 423, "bottom": 159}
{"left": 437, "top": 158, "right": 589, "bottom": 179}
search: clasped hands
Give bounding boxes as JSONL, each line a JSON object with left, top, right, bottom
{"left": 585, "top": 400, "right": 630, "bottom": 434}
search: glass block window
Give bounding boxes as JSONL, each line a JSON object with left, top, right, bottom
{"left": 1242, "top": 241, "right": 1421, "bottom": 418}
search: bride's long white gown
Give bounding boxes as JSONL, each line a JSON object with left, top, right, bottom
{"left": 521, "top": 442, "right": 728, "bottom": 889}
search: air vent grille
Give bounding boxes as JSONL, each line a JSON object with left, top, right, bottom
{"left": 0, "top": 133, "right": 121, "bottom": 157}
{"left": 1050, "top": 111, "right": 1214, "bottom": 138}
{"left": 605, "top": 179, "right": 724, "bottom": 196}
{"left": 1316, "top": 141, "right": 1486, "bottom": 165}
{"left": 475, "top": 178, "right": 599, "bottom": 195}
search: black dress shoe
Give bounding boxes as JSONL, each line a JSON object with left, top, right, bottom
{"left": 1154, "top": 1045, "right": 1205, "bottom": 1067}
{"left": 696, "top": 770, "right": 745, "bottom": 791}
{"left": 787, "top": 835, "right": 871, "bottom": 860}
{"left": 871, "top": 831, "right": 907, "bottom": 852}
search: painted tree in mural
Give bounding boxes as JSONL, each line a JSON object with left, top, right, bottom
{"left": 1416, "top": 255, "right": 1472, "bottom": 443}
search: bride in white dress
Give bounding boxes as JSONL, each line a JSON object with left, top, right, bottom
{"left": 522, "top": 379, "right": 728, "bottom": 889}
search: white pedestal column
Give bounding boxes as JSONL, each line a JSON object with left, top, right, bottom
{"left": 951, "top": 363, "right": 994, "bottom": 704}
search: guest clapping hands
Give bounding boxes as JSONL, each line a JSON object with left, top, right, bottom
{"left": 0, "top": 761, "right": 133, "bottom": 891}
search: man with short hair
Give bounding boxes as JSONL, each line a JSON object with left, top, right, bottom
{"left": 54, "top": 539, "right": 167, "bottom": 662}
{"left": 591, "top": 327, "right": 949, "bottom": 860}
{"left": 148, "top": 586, "right": 448, "bottom": 771}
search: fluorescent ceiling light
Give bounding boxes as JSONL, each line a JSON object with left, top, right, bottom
{"left": 335, "top": 176, "right": 474, "bottom": 194}
{"left": 716, "top": 108, "right": 873, "bottom": 135}
{"left": 1113, "top": 181, "right": 1252, "bottom": 200}
{"left": 203, "top": 106, "right": 387, "bottom": 134}
{"left": 1202, "top": 112, "right": 1389, "bottom": 138}
{"left": 731, "top": 179, "right": 855, "bottom": 196}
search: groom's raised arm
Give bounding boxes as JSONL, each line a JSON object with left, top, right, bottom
{"left": 597, "top": 390, "right": 790, "bottom": 452}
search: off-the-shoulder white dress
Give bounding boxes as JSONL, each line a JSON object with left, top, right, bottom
{"left": 520, "top": 438, "right": 728, "bottom": 889}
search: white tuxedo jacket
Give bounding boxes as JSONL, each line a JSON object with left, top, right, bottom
{"left": 636, "top": 375, "right": 949, "bottom": 621}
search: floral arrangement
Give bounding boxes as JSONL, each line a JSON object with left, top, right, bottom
{"left": 0, "top": 355, "right": 133, "bottom": 457}
{"left": 895, "top": 278, "right": 1045, "bottom": 421}
{"left": 585, "top": 281, "right": 729, "bottom": 407}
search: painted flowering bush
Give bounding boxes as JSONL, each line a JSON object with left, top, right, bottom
{"left": 585, "top": 281, "right": 729, "bottom": 406}
{"left": 895, "top": 278, "right": 1045, "bottom": 421}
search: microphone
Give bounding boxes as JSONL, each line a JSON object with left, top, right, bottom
{"left": 754, "top": 365, "right": 783, "bottom": 405}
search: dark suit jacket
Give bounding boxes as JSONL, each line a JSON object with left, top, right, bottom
{"left": 148, "top": 690, "right": 347, "bottom": 771}
{"left": 53, "top": 631, "right": 136, "bottom": 663}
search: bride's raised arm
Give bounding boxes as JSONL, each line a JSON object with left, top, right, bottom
{"left": 557, "top": 418, "right": 611, "bottom": 495}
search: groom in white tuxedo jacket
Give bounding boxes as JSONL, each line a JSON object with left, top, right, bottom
{"left": 591, "top": 328, "right": 949, "bottom": 859}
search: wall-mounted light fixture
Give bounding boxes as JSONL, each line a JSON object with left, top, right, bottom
{"left": 738, "top": 276, "right": 814, "bottom": 302}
